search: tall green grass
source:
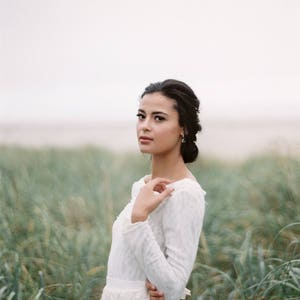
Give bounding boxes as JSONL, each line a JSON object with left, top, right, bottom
{"left": 0, "top": 146, "right": 299, "bottom": 299}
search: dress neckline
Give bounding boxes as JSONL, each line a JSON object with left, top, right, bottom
{"left": 136, "top": 175, "right": 206, "bottom": 195}
{"left": 142, "top": 175, "right": 198, "bottom": 186}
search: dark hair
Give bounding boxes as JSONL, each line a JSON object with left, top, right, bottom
{"left": 141, "top": 79, "right": 202, "bottom": 163}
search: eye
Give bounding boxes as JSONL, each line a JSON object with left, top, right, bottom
{"left": 154, "top": 115, "right": 165, "bottom": 121}
{"left": 136, "top": 113, "right": 145, "bottom": 120}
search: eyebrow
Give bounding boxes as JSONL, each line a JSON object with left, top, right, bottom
{"left": 138, "top": 109, "right": 168, "bottom": 116}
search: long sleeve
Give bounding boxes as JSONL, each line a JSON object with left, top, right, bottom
{"left": 122, "top": 184, "right": 205, "bottom": 300}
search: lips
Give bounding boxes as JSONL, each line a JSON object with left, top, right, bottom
{"left": 139, "top": 135, "right": 153, "bottom": 143}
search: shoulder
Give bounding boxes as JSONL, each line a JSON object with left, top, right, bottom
{"left": 162, "top": 179, "right": 206, "bottom": 229}
{"left": 169, "top": 178, "right": 206, "bottom": 199}
{"left": 130, "top": 175, "right": 147, "bottom": 198}
{"left": 164, "top": 178, "right": 206, "bottom": 212}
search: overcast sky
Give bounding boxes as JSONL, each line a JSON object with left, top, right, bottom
{"left": 1, "top": 0, "right": 300, "bottom": 123}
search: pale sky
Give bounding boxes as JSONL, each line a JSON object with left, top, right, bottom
{"left": 1, "top": 0, "right": 300, "bottom": 123}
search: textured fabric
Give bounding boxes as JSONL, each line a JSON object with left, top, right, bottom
{"left": 101, "top": 176, "right": 206, "bottom": 300}
{"left": 101, "top": 285, "right": 148, "bottom": 300}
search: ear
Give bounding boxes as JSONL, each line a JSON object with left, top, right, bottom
{"left": 180, "top": 127, "right": 185, "bottom": 137}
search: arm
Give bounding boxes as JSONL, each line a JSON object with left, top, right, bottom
{"left": 123, "top": 184, "right": 205, "bottom": 300}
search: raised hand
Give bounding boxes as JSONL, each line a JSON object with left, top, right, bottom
{"left": 131, "top": 177, "right": 174, "bottom": 223}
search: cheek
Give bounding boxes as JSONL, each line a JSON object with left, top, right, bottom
{"left": 136, "top": 122, "right": 141, "bottom": 134}
{"left": 158, "top": 125, "right": 180, "bottom": 141}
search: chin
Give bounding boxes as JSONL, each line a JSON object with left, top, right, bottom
{"left": 139, "top": 148, "right": 151, "bottom": 154}
{"left": 138, "top": 145, "right": 152, "bottom": 154}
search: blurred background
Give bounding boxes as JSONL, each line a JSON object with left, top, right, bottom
{"left": 1, "top": 0, "right": 299, "bottom": 160}
{"left": 0, "top": 1, "right": 300, "bottom": 299}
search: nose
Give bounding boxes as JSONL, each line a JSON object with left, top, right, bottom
{"left": 139, "top": 116, "right": 152, "bottom": 132}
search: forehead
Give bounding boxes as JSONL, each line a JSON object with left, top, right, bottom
{"left": 139, "top": 92, "right": 177, "bottom": 113}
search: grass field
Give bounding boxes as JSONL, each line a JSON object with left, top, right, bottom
{"left": 0, "top": 146, "right": 299, "bottom": 299}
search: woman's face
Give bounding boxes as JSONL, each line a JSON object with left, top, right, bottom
{"left": 136, "top": 92, "right": 183, "bottom": 157}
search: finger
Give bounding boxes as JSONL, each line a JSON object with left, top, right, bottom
{"left": 155, "top": 187, "right": 174, "bottom": 202}
{"left": 148, "top": 177, "right": 171, "bottom": 188}
{"left": 153, "top": 183, "right": 166, "bottom": 193}
{"left": 149, "top": 290, "right": 164, "bottom": 297}
{"left": 146, "top": 281, "right": 156, "bottom": 291}
{"left": 146, "top": 279, "right": 158, "bottom": 291}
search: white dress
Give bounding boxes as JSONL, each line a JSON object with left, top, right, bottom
{"left": 101, "top": 176, "right": 206, "bottom": 300}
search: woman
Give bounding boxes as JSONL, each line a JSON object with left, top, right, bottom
{"left": 101, "top": 79, "right": 206, "bottom": 300}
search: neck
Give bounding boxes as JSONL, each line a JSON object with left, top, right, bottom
{"left": 150, "top": 151, "right": 189, "bottom": 182}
